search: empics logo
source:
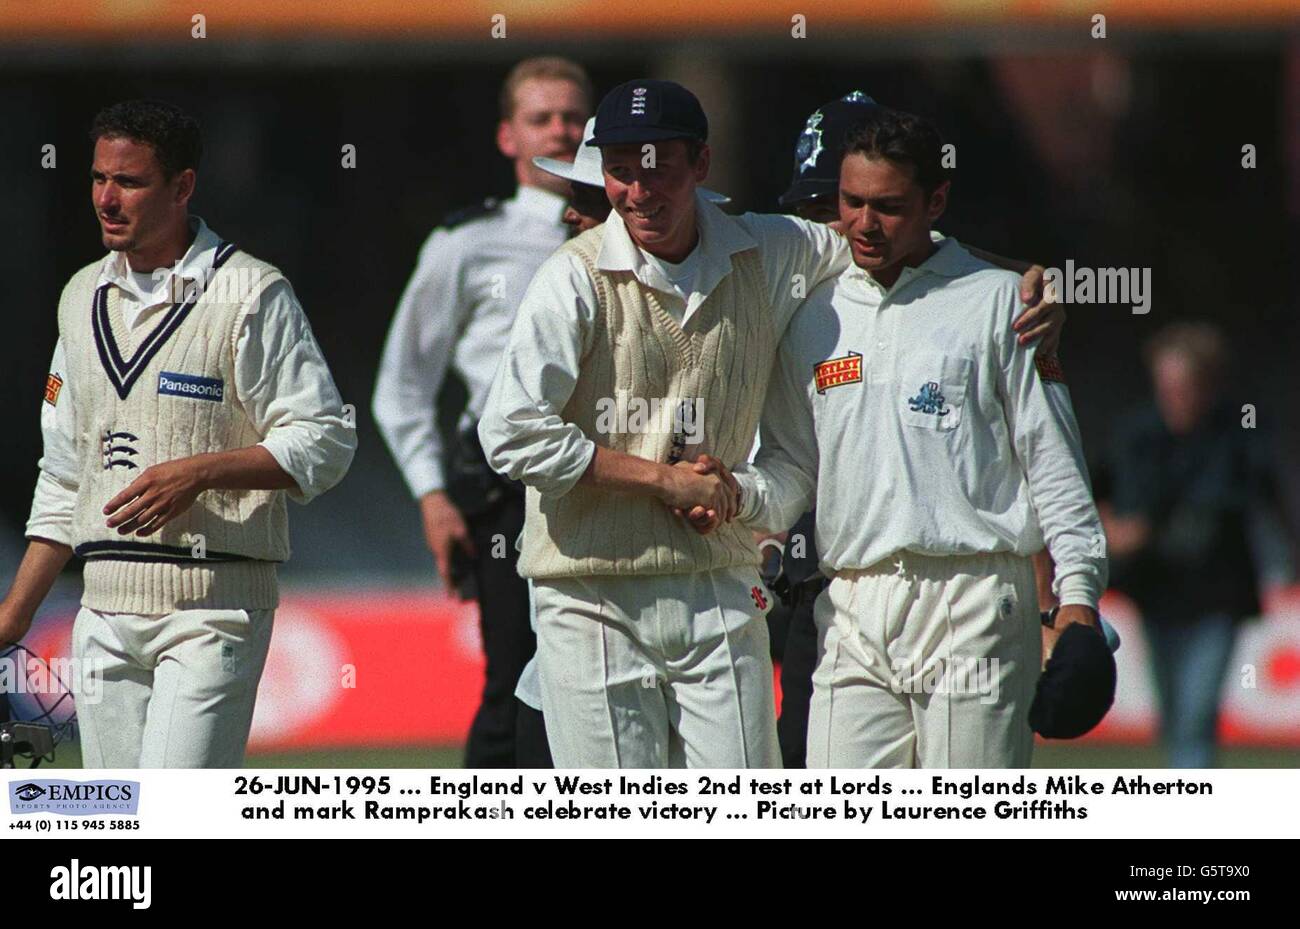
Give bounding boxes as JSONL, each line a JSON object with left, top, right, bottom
{"left": 814, "top": 351, "right": 862, "bottom": 394}
{"left": 9, "top": 779, "right": 140, "bottom": 816}
{"left": 15, "top": 783, "right": 46, "bottom": 802}
{"left": 49, "top": 860, "right": 151, "bottom": 910}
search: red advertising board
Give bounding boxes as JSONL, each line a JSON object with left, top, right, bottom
{"left": 18, "top": 585, "right": 1300, "bottom": 754}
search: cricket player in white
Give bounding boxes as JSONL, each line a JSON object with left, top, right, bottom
{"left": 510, "top": 116, "right": 733, "bottom": 733}
{"left": 726, "top": 107, "right": 1107, "bottom": 768}
{"left": 480, "top": 80, "right": 855, "bottom": 768}
{"left": 0, "top": 101, "right": 355, "bottom": 767}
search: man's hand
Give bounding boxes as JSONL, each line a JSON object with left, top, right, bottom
{"left": 660, "top": 457, "right": 738, "bottom": 531}
{"left": 1042, "top": 604, "right": 1099, "bottom": 667}
{"left": 101, "top": 447, "right": 296, "bottom": 537}
{"left": 103, "top": 457, "right": 211, "bottom": 536}
{"left": 1012, "top": 264, "right": 1066, "bottom": 356}
{"left": 419, "top": 491, "right": 476, "bottom": 593}
{"left": 675, "top": 455, "right": 741, "bottom": 534}
{"left": 0, "top": 601, "right": 34, "bottom": 647}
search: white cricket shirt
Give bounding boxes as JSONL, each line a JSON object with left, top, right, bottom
{"left": 734, "top": 238, "right": 1108, "bottom": 609}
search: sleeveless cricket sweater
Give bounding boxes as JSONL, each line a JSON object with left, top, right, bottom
{"left": 57, "top": 243, "right": 290, "bottom": 613}
{"left": 518, "top": 224, "right": 778, "bottom": 579}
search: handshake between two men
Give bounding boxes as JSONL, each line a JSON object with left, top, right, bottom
{"left": 661, "top": 454, "right": 741, "bottom": 534}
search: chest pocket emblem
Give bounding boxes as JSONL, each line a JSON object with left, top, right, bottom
{"left": 907, "top": 381, "right": 950, "bottom": 417}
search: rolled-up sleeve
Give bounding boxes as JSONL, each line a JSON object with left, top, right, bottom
{"left": 25, "top": 339, "right": 79, "bottom": 546}
{"left": 996, "top": 288, "right": 1108, "bottom": 609}
{"left": 237, "top": 280, "right": 357, "bottom": 504}
{"left": 477, "top": 252, "right": 597, "bottom": 499}
{"left": 734, "top": 338, "right": 819, "bottom": 534}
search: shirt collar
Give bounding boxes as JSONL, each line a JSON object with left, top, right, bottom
{"left": 595, "top": 189, "right": 756, "bottom": 293}
{"left": 846, "top": 234, "right": 975, "bottom": 295}
{"left": 512, "top": 185, "right": 568, "bottom": 224}
{"left": 917, "top": 235, "right": 977, "bottom": 277}
{"left": 99, "top": 216, "right": 222, "bottom": 303}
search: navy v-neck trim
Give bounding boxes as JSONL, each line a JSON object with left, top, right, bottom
{"left": 92, "top": 242, "right": 236, "bottom": 401}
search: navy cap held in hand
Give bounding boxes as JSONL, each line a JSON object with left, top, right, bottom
{"left": 1029, "top": 622, "right": 1118, "bottom": 740}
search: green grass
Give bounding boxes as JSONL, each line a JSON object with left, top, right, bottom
{"left": 29, "top": 742, "right": 1300, "bottom": 769}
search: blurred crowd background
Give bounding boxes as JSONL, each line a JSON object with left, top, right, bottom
{"left": 1, "top": 1, "right": 1297, "bottom": 766}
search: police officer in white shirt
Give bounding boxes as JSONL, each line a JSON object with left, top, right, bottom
{"left": 726, "top": 107, "right": 1108, "bottom": 768}
{"left": 372, "top": 58, "right": 591, "bottom": 767}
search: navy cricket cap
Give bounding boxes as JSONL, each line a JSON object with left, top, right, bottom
{"left": 779, "top": 90, "right": 880, "bottom": 209}
{"left": 587, "top": 79, "right": 708, "bottom": 147}
{"left": 1029, "top": 622, "right": 1118, "bottom": 740}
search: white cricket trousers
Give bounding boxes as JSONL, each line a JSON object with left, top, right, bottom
{"left": 533, "top": 567, "right": 781, "bottom": 769}
{"left": 72, "top": 605, "right": 274, "bottom": 768}
{"left": 808, "top": 551, "right": 1041, "bottom": 769}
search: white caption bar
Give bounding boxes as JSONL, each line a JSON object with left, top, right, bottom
{"left": 5, "top": 770, "right": 1299, "bottom": 839}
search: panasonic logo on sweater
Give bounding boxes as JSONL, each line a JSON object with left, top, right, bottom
{"left": 158, "top": 371, "right": 224, "bottom": 401}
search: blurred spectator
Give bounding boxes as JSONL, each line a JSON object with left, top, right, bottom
{"left": 1105, "top": 322, "right": 1294, "bottom": 767}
